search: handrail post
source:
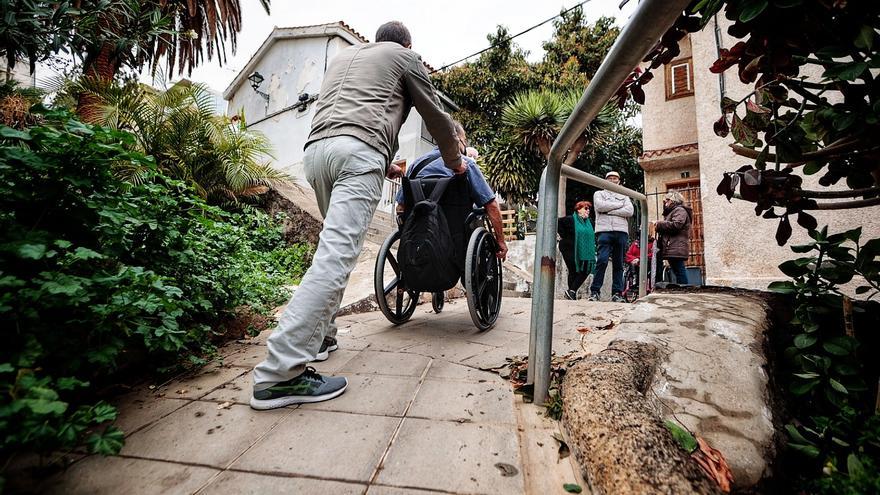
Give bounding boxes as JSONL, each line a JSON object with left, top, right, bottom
{"left": 527, "top": 167, "right": 561, "bottom": 402}
{"left": 639, "top": 200, "right": 648, "bottom": 298}
{"left": 526, "top": 0, "right": 694, "bottom": 406}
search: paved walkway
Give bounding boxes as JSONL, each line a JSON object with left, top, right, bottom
{"left": 43, "top": 298, "right": 631, "bottom": 495}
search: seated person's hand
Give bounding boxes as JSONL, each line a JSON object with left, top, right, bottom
{"left": 386, "top": 162, "right": 403, "bottom": 180}
{"left": 496, "top": 239, "right": 508, "bottom": 261}
{"left": 449, "top": 158, "right": 467, "bottom": 175}
{"left": 630, "top": 259, "right": 639, "bottom": 265}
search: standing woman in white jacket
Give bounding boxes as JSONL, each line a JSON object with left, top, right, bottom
{"left": 588, "top": 171, "right": 634, "bottom": 302}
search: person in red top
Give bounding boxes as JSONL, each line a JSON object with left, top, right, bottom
{"left": 625, "top": 235, "right": 654, "bottom": 264}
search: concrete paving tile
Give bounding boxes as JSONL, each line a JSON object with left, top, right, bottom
{"left": 338, "top": 350, "right": 430, "bottom": 377}
{"left": 358, "top": 329, "right": 425, "bottom": 352}
{"left": 377, "top": 418, "right": 523, "bottom": 494}
{"left": 334, "top": 332, "right": 371, "bottom": 351}
{"left": 231, "top": 409, "right": 399, "bottom": 482}
{"left": 426, "top": 359, "right": 505, "bottom": 384}
{"left": 459, "top": 329, "right": 525, "bottom": 349}
{"left": 223, "top": 346, "right": 267, "bottom": 369}
{"left": 300, "top": 373, "right": 419, "bottom": 417}
{"left": 403, "top": 339, "right": 496, "bottom": 364}
{"left": 310, "top": 349, "right": 360, "bottom": 374}
{"left": 366, "top": 485, "right": 449, "bottom": 495}
{"left": 122, "top": 402, "right": 288, "bottom": 467}
{"left": 408, "top": 379, "right": 515, "bottom": 424}
{"left": 201, "top": 372, "right": 252, "bottom": 405}
{"left": 198, "top": 471, "right": 365, "bottom": 494}
{"left": 459, "top": 345, "right": 524, "bottom": 371}
{"left": 157, "top": 364, "right": 249, "bottom": 400}
{"left": 112, "top": 396, "right": 190, "bottom": 436}
{"left": 42, "top": 456, "right": 219, "bottom": 495}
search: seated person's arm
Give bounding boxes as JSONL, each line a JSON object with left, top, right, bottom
{"left": 484, "top": 200, "right": 508, "bottom": 260}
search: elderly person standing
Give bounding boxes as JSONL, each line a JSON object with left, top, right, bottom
{"left": 250, "top": 21, "right": 466, "bottom": 410}
{"left": 589, "top": 171, "right": 633, "bottom": 302}
{"left": 655, "top": 190, "right": 692, "bottom": 285}
{"left": 558, "top": 201, "right": 596, "bottom": 300}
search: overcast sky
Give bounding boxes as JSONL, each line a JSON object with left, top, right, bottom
{"left": 149, "top": 0, "right": 637, "bottom": 92}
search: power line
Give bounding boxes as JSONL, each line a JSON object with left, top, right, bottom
{"left": 430, "top": 0, "right": 594, "bottom": 73}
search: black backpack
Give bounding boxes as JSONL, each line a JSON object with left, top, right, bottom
{"left": 398, "top": 171, "right": 459, "bottom": 292}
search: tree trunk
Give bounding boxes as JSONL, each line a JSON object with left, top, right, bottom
{"left": 76, "top": 43, "right": 121, "bottom": 123}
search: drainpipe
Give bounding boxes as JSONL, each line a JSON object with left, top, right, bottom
{"left": 527, "top": 0, "right": 694, "bottom": 406}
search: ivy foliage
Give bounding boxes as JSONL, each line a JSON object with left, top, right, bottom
{"left": 0, "top": 109, "right": 310, "bottom": 471}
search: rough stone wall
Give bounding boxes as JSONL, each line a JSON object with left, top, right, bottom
{"left": 562, "top": 340, "right": 721, "bottom": 495}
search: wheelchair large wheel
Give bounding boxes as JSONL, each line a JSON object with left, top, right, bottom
{"left": 374, "top": 231, "right": 419, "bottom": 325}
{"left": 464, "top": 227, "right": 503, "bottom": 331}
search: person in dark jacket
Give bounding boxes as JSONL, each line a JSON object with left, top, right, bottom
{"left": 558, "top": 201, "right": 596, "bottom": 300}
{"left": 654, "top": 190, "right": 692, "bottom": 285}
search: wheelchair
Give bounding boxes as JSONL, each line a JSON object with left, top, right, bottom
{"left": 373, "top": 173, "right": 503, "bottom": 331}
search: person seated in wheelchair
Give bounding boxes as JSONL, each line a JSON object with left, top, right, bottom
{"left": 395, "top": 121, "right": 508, "bottom": 261}
{"left": 625, "top": 234, "right": 654, "bottom": 266}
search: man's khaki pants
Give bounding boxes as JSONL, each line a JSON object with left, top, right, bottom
{"left": 253, "top": 136, "right": 384, "bottom": 389}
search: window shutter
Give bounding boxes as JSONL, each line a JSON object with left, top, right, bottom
{"left": 665, "top": 57, "right": 694, "bottom": 100}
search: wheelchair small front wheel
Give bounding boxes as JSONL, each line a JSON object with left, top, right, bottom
{"left": 464, "top": 227, "right": 503, "bottom": 331}
{"left": 432, "top": 292, "right": 444, "bottom": 313}
{"left": 374, "top": 231, "right": 420, "bottom": 325}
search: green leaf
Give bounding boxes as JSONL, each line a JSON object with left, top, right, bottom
{"left": 829, "top": 378, "right": 848, "bottom": 394}
{"left": 855, "top": 25, "right": 875, "bottom": 51}
{"left": 789, "top": 442, "right": 820, "bottom": 457}
{"left": 73, "top": 247, "right": 104, "bottom": 260}
{"left": 90, "top": 402, "right": 118, "bottom": 423}
{"left": 801, "top": 161, "right": 823, "bottom": 175}
{"left": 738, "top": 0, "right": 768, "bottom": 22}
{"left": 823, "top": 62, "right": 868, "bottom": 81}
{"left": 785, "top": 424, "right": 812, "bottom": 445}
{"left": 563, "top": 483, "right": 583, "bottom": 493}
{"left": 793, "top": 372, "right": 820, "bottom": 379}
{"left": 790, "top": 379, "right": 819, "bottom": 395}
{"left": 664, "top": 420, "right": 698, "bottom": 453}
{"left": 20, "top": 398, "right": 68, "bottom": 415}
{"left": 768, "top": 281, "right": 797, "bottom": 294}
{"left": 0, "top": 127, "right": 32, "bottom": 140}
{"left": 720, "top": 96, "right": 739, "bottom": 113}
{"left": 18, "top": 243, "right": 47, "bottom": 260}
{"left": 779, "top": 259, "right": 812, "bottom": 277}
{"left": 731, "top": 113, "right": 758, "bottom": 147}
{"left": 86, "top": 426, "right": 125, "bottom": 455}
{"left": 0, "top": 363, "right": 14, "bottom": 373}
{"left": 794, "top": 334, "right": 817, "bottom": 348}
{"left": 847, "top": 453, "right": 866, "bottom": 478}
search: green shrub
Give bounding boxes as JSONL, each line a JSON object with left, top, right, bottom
{"left": 0, "top": 109, "right": 310, "bottom": 472}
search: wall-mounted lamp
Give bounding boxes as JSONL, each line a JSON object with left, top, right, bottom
{"left": 247, "top": 71, "right": 270, "bottom": 105}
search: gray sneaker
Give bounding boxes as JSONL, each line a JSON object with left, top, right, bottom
{"left": 251, "top": 367, "right": 347, "bottom": 410}
{"left": 611, "top": 294, "right": 626, "bottom": 303}
{"left": 315, "top": 336, "right": 339, "bottom": 362}
{"left": 587, "top": 293, "right": 600, "bottom": 302}
{"left": 564, "top": 289, "right": 577, "bottom": 300}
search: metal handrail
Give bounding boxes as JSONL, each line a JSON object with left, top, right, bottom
{"left": 526, "top": 0, "right": 693, "bottom": 405}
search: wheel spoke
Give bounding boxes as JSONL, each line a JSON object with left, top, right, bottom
{"left": 387, "top": 251, "right": 399, "bottom": 274}
{"left": 395, "top": 289, "right": 403, "bottom": 317}
{"left": 384, "top": 277, "right": 399, "bottom": 296}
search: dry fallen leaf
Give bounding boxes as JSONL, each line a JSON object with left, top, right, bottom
{"left": 692, "top": 436, "right": 733, "bottom": 492}
{"left": 175, "top": 389, "right": 188, "bottom": 395}
{"left": 217, "top": 401, "right": 233, "bottom": 410}
{"left": 576, "top": 326, "right": 592, "bottom": 334}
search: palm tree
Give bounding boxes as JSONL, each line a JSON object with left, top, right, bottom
{"left": 74, "top": 77, "right": 287, "bottom": 203}
{"left": 501, "top": 88, "right": 617, "bottom": 166}
{"left": 75, "top": 0, "right": 270, "bottom": 119}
